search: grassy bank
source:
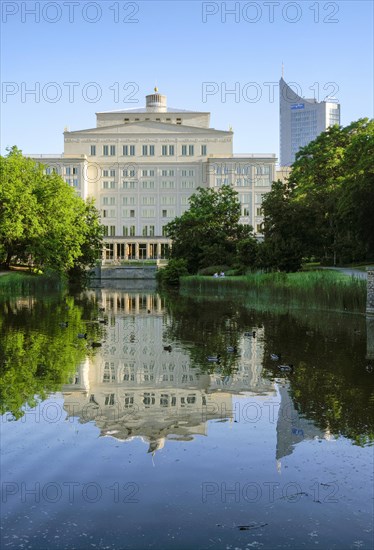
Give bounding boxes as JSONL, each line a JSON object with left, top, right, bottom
{"left": 180, "top": 270, "right": 367, "bottom": 313}
{"left": 0, "top": 270, "right": 65, "bottom": 297}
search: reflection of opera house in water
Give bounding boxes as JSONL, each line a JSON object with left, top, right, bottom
{"left": 62, "top": 291, "right": 324, "bottom": 456}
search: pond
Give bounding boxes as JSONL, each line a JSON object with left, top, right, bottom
{"left": 1, "top": 284, "right": 373, "bottom": 549}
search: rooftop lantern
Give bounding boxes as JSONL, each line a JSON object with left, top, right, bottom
{"left": 145, "top": 87, "right": 167, "bottom": 112}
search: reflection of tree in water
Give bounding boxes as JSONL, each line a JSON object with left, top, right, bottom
{"left": 259, "top": 310, "right": 373, "bottom": 446}
{"left": 0, "top": 293, "right": 101, "bottom": 419}
{"left": 160, "top": 290, "right": 264, "bottom": 377}
{"left": 162, "top": 289, "right": 374, "bottom": 445}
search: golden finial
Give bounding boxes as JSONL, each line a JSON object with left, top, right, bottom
{"left": 154, "top": 86, "right": 158, "bottom": 93}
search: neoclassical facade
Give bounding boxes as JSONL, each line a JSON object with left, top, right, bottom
{"left": 30, "top": 90, "right": 277, "bottom": 262}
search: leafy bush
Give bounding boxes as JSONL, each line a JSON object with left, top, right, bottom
{"left": 156, "top": 259, "right": 189, "bottom": 286}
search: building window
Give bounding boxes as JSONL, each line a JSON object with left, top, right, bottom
{"left": 104, "top": 394, "right": 115, "bottom": 406}
{"left": 123, "top": 226, "right": 129, "bottom": 236}
{"left": 142, "top": 196, "right": 155, "bottom": 205}
{"left": 102, "top": 209, "right": 115, "bottom": 218}
{"left": 130, "top": 210, "right": 135, "bottom": 218}
{"left": 142, "top": 145, "right": 155, "bottom": 156}
{"left": 161, "top": 181, "right": 175, "bottom": 189}
{"left": 130, "top": 225, "right": 135, "bottom": 236}
{"left": 122, "top": 180, "right": 136, "bottom": 189}
{"left": 66, "top": 167, "right": 71, "bottom": 176}
{"left": 123, "top": 145, "right": 135, "bottom": 156}
{"left": 122, "top": 196, "right": 135, "bottom": 205}
{"left": 161, "top": 196, "right": 176, "bottom": 205}
{"left": 182, "top": 145, "right": 194, "bottom": 156}
{"left": 142, "top": 209, "right": 155, "bottom": 218}
{"left": 149, "top": 225, "right": 155, "bottom": 237}
{"left": 142, "top": 181, "right": 155, "bottom": 189}
{"left": 103, "top": 181, "right": 115, "bottom": 189}
{"left": 142, "top": 169, "right": 155, "bottom": 177}
{"left": 162, "top": 145, "right": 175, "bottom": 156}
{"left": 103, "top": 226, "right": 116, "bottom": 236}
{"left": 90, "top": 145, "right": 96, "bottom": 156}
{"left": 103, "top": 145, "right": 109, "bottom": 156}
{"left": 181, "top": 181, "right": 195, "bottom": 189}
{"left": 110, "top": 145, "right": 116, "bottom": 156}
{"left": 123, "top": 169, "right": 136, "bottom": 177}
{"left": 161, "top": 169, "right": 175, "bottom": 177}
{"left": 201, "top": 145, "right": 207, "bottom": 155}
{"left": 162, "top": 209, "right": 167, "bottom": 218}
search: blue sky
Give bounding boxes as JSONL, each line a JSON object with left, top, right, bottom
{"left": 1, "top": 0, "right": 373, "bottom": 158}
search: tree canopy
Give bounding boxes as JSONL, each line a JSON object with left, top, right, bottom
{"left": 165, "top": 185, "right": 257, "bottom": 274}
{"left": 261, "top": 118, "right": 374, "bottom": 270}
{"left": 0, "top": 147, "right": 103, "bottom": 277}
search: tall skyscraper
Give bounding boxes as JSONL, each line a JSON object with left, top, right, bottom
{"left": 279, "top": 77, "right": 340, "bottom": 167}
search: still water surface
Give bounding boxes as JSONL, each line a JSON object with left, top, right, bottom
{"left": 1, "top": 285, "right": 373, "bottom": 549}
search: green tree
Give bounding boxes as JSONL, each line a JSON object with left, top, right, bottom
{"left": 67, "top": 199, "right": 104, "bottom": 282}
{"left": 260, "top": 180, "right": 310, "bottom": 272}
{"left": 165, "top": 185, "right": 256, "bottom": 273}
{"left": 0, "top": 147, "right": 103, "bottom": 276}
{"left": 0, "top": 296, "right": 98, "bottom": 419}
{"left": 0, "top": 147, "right": 44, "bottom": 267}
{"left": 337, "top": 120, "right": 374, "bottom": 258}
{"left": 289, "top": 119, "right": 374, "bottom": 264}
{"left": 262, "top": 119, "right": 374, "bottom": 270}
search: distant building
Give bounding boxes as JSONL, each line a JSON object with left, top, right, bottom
{"left": 28, "top": 89, "right": 277, "bottom": 262}
{"left": 279, "top": 77, "right": 340, "bottom": 167}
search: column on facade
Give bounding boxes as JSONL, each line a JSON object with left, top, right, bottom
{"left": 135, "top": 243, "right": 139, "bottom": 260}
